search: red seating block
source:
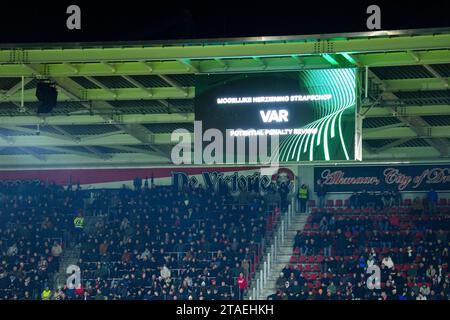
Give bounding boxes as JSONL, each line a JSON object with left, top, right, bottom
{"left": 315, "top": 255, "right": 324, "bottom": 263}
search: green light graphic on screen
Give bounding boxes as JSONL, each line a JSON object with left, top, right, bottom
{"left": 196, "top": 68, "right": 358, "bottom": 163}
{"left": 276, "top": 68, "right": 356, "bottom": 162}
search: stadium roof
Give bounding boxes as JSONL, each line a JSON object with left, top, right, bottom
{"left": 0, "top": 28, "right": 449, "bottom": 168}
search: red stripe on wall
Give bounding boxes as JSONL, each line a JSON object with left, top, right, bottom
{"left": 0, "top": 166, "right": 262, "bottom": 185}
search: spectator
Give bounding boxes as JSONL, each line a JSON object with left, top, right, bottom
{"left": 237, "top": 272, "right": 247, "bottom": 300}
{"left": 316, "top": 180, "right": 327, "bottom": 208}
{"left": 298, "top": 184, "right": 309, "bottom": 213}
{"left": 73, "top": 211, "right": 85, "bottom": 245}
{"left": 51, "top": 242, "right": 63, "bottom": 258}
{"left": 382, "top": 255, "right": 394, "bottom": 270}
{"left": 160, "top": 265, "right": 171, "bottom": 281}
{"left": 426, "top": 189, "right": 438, "bottom": 214}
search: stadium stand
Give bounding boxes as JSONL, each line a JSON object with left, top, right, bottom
{"left": 0, "top": 180, "right": 284, "bottom": 300}
{"left": 271, "top": 194, "right": 450, "bottom": 300}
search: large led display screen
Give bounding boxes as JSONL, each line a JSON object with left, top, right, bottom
{"left": 195, "top": 68, "right": 360, "bottom": 163}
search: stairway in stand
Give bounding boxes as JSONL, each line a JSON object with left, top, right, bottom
{"left": 52, "top": 215, "right": 102, "bottom": 290}
{"left": 256, "top": 211, "right": 309, "bottom": 300}
{"left": 53, "top": 246, "right": 81, "bottom": 290}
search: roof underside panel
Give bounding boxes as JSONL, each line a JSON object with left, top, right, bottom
{"left": 371, "top": 65, "right": 433, "bottom": 79}
{"left": 0, "top": 30, "right": 449, "bottom": 166}
{"left": 393, "top": 90, "right": 450, "bottom": 105}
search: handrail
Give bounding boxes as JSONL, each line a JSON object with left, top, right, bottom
{"left": 248, "top": 198, "right": 294, "bottom": 300}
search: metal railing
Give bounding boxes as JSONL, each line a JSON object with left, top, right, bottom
{"left": 248, "top": 198, "right": 294, "bottom": 300}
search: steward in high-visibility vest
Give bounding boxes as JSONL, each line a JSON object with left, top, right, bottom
{"left": 41, "top": 288, "right": 52, "bottom": 300}
{"left": 298, "top": 184, "right": 309, "bottom": 213}
{"left": 74, "top": 215, "right": 85, "bottom": 229}
{"left": 298, "top": 185, "right": 309, "bottom": 200}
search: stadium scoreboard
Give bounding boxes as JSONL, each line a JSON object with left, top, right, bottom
{"left": 195, "top": 68, "right": 362, "bottom": 163}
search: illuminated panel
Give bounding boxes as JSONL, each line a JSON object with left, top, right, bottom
{"left": 195, "top": 69, "right": 358, "bottom": 163}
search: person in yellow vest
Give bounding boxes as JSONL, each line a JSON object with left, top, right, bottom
{"left": 73, "top": 211, "right": 85, "bottom": 246}
{"left": 298, "top": 184, "right": 309, "bottom": 213}
{"left": 41, "top": 286, "right": 52, "bottom": 300}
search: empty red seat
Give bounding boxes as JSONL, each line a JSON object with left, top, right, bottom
{"left": 313, "top": 264, "right": 321, "bottom": 271}
{"left": 299, "top": 256, "right": 307, "bottom": 263}
{"left": 304, "top": 265, "right": 312, "bottom": 272}
{"left": 315, "top": 255, "right": 324, "bottom": 263}
{"left": 335, "top": 199, "right": 343, "bottom": 207}
{"left": 326, "top": 200, "right": 334, "bottom": 207}
{"left": 307, "top": 256, "right": 315, "bottom": 263}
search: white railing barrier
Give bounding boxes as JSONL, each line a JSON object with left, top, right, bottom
{"left": 259, "top": 271, "right": 263, "bottom": 298}
{"left": 274, "top": 236, "right": 278, "bottom": 261}
{"left": 249, "top": 203, "right": 294, "bottom": 300}
{"left": 264, "top": 261, "right": 268, "bottom": 288}
{"left": 256, "top": 279, "right": 259, "bottom": 299}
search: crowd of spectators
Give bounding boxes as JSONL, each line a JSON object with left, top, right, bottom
{"left": 271, "top": 198, "right": 450, "bottom": 300}
{"left": 0, "top": 180, "right": 83, "bottom": 300}
{"left": 0, "top": 179, "right": 284, "bottom": 300}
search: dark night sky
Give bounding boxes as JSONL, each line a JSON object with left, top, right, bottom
{"left": 0, "top": 1, "right": 449, "bottom": 43}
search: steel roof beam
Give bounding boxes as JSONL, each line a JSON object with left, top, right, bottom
{"left": 178, "top": 59, "right": 200, "bottom": 73}
{"left": 368, "top": 69, "right": 450, "bottom": 156}
{"left": 52, "top": 125, "right": 112, "bottom": 160}
{"left": 0, "top": 125, "right": 77, "bottom": 142}
{"left": 0, "top": 132, "right": 181, "bottom": 147}
{"left": 364, "top": 126, "right": 450, "bottom": 139}
{"left": 105, "top": 145, "right": 161, "bottom": 156}
{"left": 17, "top": 147, "right": 46, "bottom": 161}
{"left": 0, "top": 113, "right": 194, "bottom": 126}
{"left": 0, "top": 50, "right": 448, "bottom": 77}
{"left": 157, "top": 74, "right": 189, "bottom": 97}
{"left": 6, "top": 86, "right": 195, "bottom": 102}
{"left": 0, "top": 152, "right": 170, "bottom": 168}
{"left": 48, "top": 76, "right": 173, "bottom": 159}
{"left": 364, "top": 105, "right": 450, "bottom": 118}
{"left": 84, "top": 76, "right": 118, "bottom": 98}
{"left": 1, "top": 33, "right": 449, "bottom": 63}
{"left": 0, "top": 78, "right": 33, "bottom": 101}
{"left": 373, "top": 138, "right": 413, "bottom": 153}
{"left": 3, "top": 76, "right": 444, "bottom": 103}
{"left": 121, "top": 76, "right": 153, "bottom": 97}
{"left": 36, "top": 146, "right": 109, "bottom": 159}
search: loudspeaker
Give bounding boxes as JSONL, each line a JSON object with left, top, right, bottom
{"left": 36, "top": 82, "right": 57, "bottom": 114}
